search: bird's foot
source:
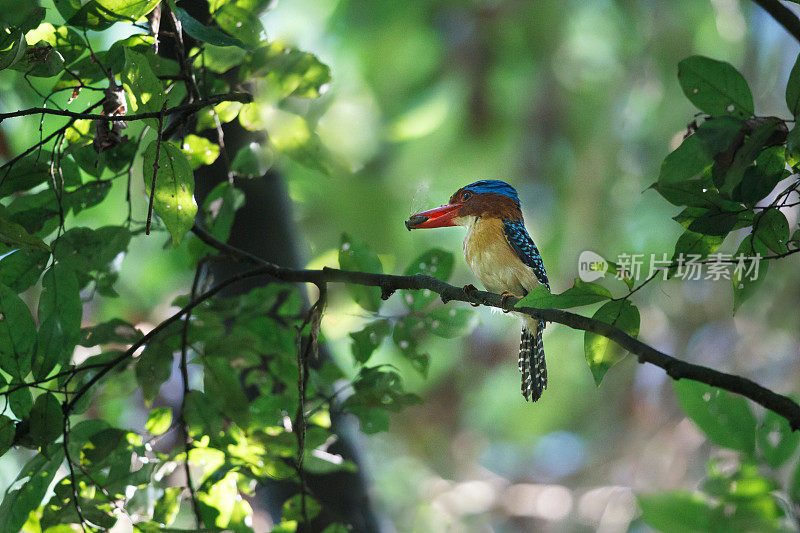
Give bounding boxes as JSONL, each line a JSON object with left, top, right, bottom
{"left": 463, "top": 284, "right": 481, "bottom": 307}
{"left": 500, "top": 290, "right": 519, "bottom": 313}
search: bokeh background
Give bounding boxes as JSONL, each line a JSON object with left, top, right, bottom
{"left": 2, "top": 1, "right": 800, "bottom": 531}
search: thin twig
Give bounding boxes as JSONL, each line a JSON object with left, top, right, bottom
{"left": 179, "top": 259, "right": 207, "bottom": 529}
{"left": 295, "top": 284, "right": 325, "bottom": 524}
{"left": 0, "top": 98, "right": 105, "bottom": 180}
{"left": 62, "top": 414, "right": 88, "bottom": 533}
{"left": 146, "top": 102, "right": 168, "bottom": 235}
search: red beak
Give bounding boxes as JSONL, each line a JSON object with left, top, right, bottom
{"left": 405, "top": 203, "right": 462, "bottom": 230}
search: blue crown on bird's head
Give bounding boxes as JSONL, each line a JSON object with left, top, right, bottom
{"left": 459, "top": 180, "right": 520, "bottom": 205}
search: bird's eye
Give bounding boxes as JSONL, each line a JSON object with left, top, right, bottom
{"left": 462, "top": 192, "right": 472, "bottom": 200}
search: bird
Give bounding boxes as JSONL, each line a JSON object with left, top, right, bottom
{"left": 405, "top": 180, "right": 550, "bottom": 401}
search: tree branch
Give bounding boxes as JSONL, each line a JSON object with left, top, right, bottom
{"left": 750, "top": 0, "right": 800, "bottom": 45}
{"left": 62, "top": 224, "right": 800, "bottom": 432}
{"left": 0, "top": 92, "right": 252, "bottom": 124}
{"left": 191, "top": 224, "right": 800, "bottom": 431}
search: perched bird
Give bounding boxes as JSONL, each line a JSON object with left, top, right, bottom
{"left": 405, "top": 180, "right": 550, "bottom": 401}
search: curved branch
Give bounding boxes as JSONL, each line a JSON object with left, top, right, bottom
{"left": 750, "top": 0, "right": 800, "bottom": 45}
{"left": 62, "top": 225, "right": 800, "bottom": 431}
{"left": 0, "top": 92, "right": 252, "bottom": 124}
{"left": 193, "top": 224, "right": 800, "bottom": 430}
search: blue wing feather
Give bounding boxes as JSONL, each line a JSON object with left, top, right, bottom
{"left": 502, "top": 221, "right": 549, "bottom": 290}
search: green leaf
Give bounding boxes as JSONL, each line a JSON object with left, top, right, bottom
{"left": 0, "top": 151, "right": 53, "bottom": 196}
{"left": 38, "top": 262, "right": 82, "bottom": 355}
{"left": 753, "top": 209, "right": 789, "bottom": 255}
{"left": 673, "top": 379, "right": 756, "bottom": 454}
{"left": 717, "top": 119, "right": 779, "bottom": 197}
{"left": 701, "top": 460, "right": 784, "bottom": 528}
{"left": 196, "top": 181, "right": 245, "bottom": 246}
{"left": 153, "top": 487, "right": 182, "bottom": 527}
{"left": 184, "top": 390, "right": 222, "bottom": 438}
{"left": 338, "top": 233, "right": 383, "bottom": 311}
{"left": 68, "top": 180, "right": 113, "bottom": 214}
{"left": 638, "top": 491, "right": 715, "bottom": 533}
{"left": 96, "top": 0, "right": 160, "bottom": 20}
{"left": 651, "top": 179, "right": 716, "bottom": 208}
{"left": 282, "top": 494, "right": 321, "bottom": 522}
{"left": 230, "top": 142, "right": 274, "bottom": 178}
{"left": 0, "top": 213, "right": 49, "bottom": 251}
{"left": 0, "top": 415, "right": 15, "bottom": 457}
{"left": 516, "top": 279, "right": 611, "bottom": 309}
{"left": 145, "top": 407, "right": 173, "bottom": 436}
{"left": 262, "top": 107, "right": 341, "bottom": 175}
{"left": 135, "top": 342, "right": 173, "bottom": 405}
{"left": 0, "top": 31, "right": 28, "bottom": 71}
{"left": 732, "top": 236, "right": 769, "bottom": 313}
{"left": 32, "top": 314, "right": 69, "bottom": 380}
{"left": 0, "top": 2, "right": 44, "bottom": 31}
{"left": 0, "top": 283, "right": 37, "bottom": 378}
{"left": 584, "top": 299, "right": 640, "bottom": 385}
{"left": 29, "top": 392, "right": 62, "bottom": 446}
{"left": 424, "top": 306, "right": 478, "bottom": 339}
{"left": 204, "top": 357, "right": 249, "bottom": 427}
{"left": 142, "top": 140, "right": 198, "bottom": 245}
{"left": 694, "top": 116, "right": 745, "bottom": 153}
{"left": 53, "top": 226, "right": 131, "bottom": 280}
{"left": 169, "top": 0, "right": 247, "bottom": 48}
{"left": 678, "top": 56, "right": 754, "bottom": 117}
{"left": 670, "top": 229, "right": 724, "bottom": 269}
{"left": 350, "top": 320, "right": 390, "bottom": 364}
{"left": 0, "top": 248, "right": 49, "bottom": 292}
{"left": 180, "top": 134, "right": 221, "bottom": 169}
{"left": 195, "top": 100, "right": 243, "bottom": 130}
{"left": 788, "top": 124, "right": 800, "bottom": 157}
{"left": 757, "top": 409, "right": 799, "bottom": 467}
{"left": 213, "top": 3, "right": 265, "bottom": 47}
{"left": 791, "top": 458, "right": 800, "bottom": 504}
{"left": 391, "top": 315, "right": 429, "bottom": 375}
{"left": 122, "top": 48, "right": 166, "bottom": 128}
{"left": 787, "top": 53, "right": 800, "bottom": 116}
{"left": 54, "top": 0, "right": 116, "bottom": 29}
{"left": 735, "top": 146, "right": 788, "bottom": 205}
{"left": 195, "top": 43, "right": 247, "bottom": 73}
{"left": 656, "top": 117, "right": 743, "bottom": 187}
{"left": 0, "top": 445, "right": 64, "bottom": 533}
{"left": 402, "top": 248, "right": 454, "bottom": 310}
{"left": 81, "top": 426, "right": 127, "bottom": 467}
{"left": 343, "top": 366, "right": 422, "bottom": 432}
{"left": 10, "top": 43, "right": 65, "bottom": 78}
{"left": 8, "top": 387, "right": 32, "bottom": 418}
{"left": 80, "top": 318, "right": 142, "bottom": 347}
{"left": 25, "top": 23, "right": 84, "bottom": 67}
{"left": 238, "top": 101, "right": 264, "bottom": 130}
{"left": 686, "top": 208, "right": 739, "bottom": 236}
{"left": 245, "top": 42, "right": 332, "bottom": 99}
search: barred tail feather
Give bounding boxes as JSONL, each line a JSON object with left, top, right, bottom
{"left": 519, "top": 319, "right": 547, "bottom": 402}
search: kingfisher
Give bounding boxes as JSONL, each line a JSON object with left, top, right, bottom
{"left": 405, "top": 180, "right": 550, "bottom": 401}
